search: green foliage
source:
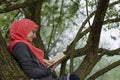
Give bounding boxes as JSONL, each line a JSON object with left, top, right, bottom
{"left": 41, "top": 0, "right": 80, "bottom": 54}
{"left": 107, "top": 7, "right": 119, "bottom": 18}
{"left": 0, "top": 10, "right": 22, "bottom": 43}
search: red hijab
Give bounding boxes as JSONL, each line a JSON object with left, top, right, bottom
{"left": 8, "top": 19, "right": 45, "bottom": 65}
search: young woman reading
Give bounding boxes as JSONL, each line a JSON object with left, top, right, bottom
{"left": 8, "top": 19, "right": 80, "bottom": 80}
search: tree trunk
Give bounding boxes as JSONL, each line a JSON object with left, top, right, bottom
{"left": 74, "top": 0, "right": 110, "bottom": 79}
{"left": 0, "top": 32, "right": 29, "bottom": 80}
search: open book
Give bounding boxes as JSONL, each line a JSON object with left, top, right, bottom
{"left": 47, "top": 53, "right": 66, "bottom": 68}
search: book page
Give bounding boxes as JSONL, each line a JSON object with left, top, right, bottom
{"left": 47, "top": 53, "right": 66, "bottom": 68}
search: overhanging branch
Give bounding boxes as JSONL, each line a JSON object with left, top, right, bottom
{"left": 0, "top": 0, "right": 40, "bottom": 13}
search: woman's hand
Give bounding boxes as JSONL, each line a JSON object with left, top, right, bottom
{"left": 43, "top": 59, "right": 55, "bottom": 67}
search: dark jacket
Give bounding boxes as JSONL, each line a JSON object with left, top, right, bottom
{"left": 12, "top": 43, "right": 80, "bottom": 80}
{"left": 12, "top": 42, "right": 53, "bottom": 80}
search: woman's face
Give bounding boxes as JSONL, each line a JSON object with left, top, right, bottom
{"left": 27, "top": 29, "right": 37, "bottom": 42}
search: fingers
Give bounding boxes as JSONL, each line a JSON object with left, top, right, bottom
{"left": 43, "top": 59, "right": 50, "bottom": 66}
{"left": 43, "top": 59, "right": 55, "bottom": 67}
{"left": 48, "top": 59, "right": 55, "bottom": 63}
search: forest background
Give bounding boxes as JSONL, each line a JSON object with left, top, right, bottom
{"left": 0, "top": 0, "right": 120, "bottom": 80}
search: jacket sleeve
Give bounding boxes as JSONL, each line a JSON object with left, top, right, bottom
{"left": 12, "top": 43, "right": 52, "bottom": 79}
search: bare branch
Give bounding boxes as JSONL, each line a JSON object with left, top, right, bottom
{"left": 104, "top": 18, "right": 120, "bottom": 24}
{"left": 87, "top": 60, "right": 120, "bottom": 80}
{"left": 98, "top": 48, "right": 120, "bottom": 56}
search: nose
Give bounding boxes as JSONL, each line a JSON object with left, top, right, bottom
{"left": 35, "top": 34, "right": 37, "bottom": 38}
{"left": 34, "top": 34, "right": 37, "bottom": 38}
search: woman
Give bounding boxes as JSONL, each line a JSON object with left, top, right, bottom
{"left": 8, "top": 19, "right": 80, "bottom": 80}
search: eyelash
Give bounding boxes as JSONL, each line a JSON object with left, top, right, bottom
{"left": 32, "top": 31, "right": 37, "bottom": 34}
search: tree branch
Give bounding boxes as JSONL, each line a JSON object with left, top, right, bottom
{"left": 104, "top": 18, "right": 120, "bottom": 24}
{"left": 98, "top": 48, "right": 120, "bottom": 56}
{"left": 74, "top": 47, "right": 120, "bottom": 58}
{"left": 0, "top": 0, "right": 40, "bottom": 13}
{"left": 87, "top": 60, "right": 120, "bottom": 80}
